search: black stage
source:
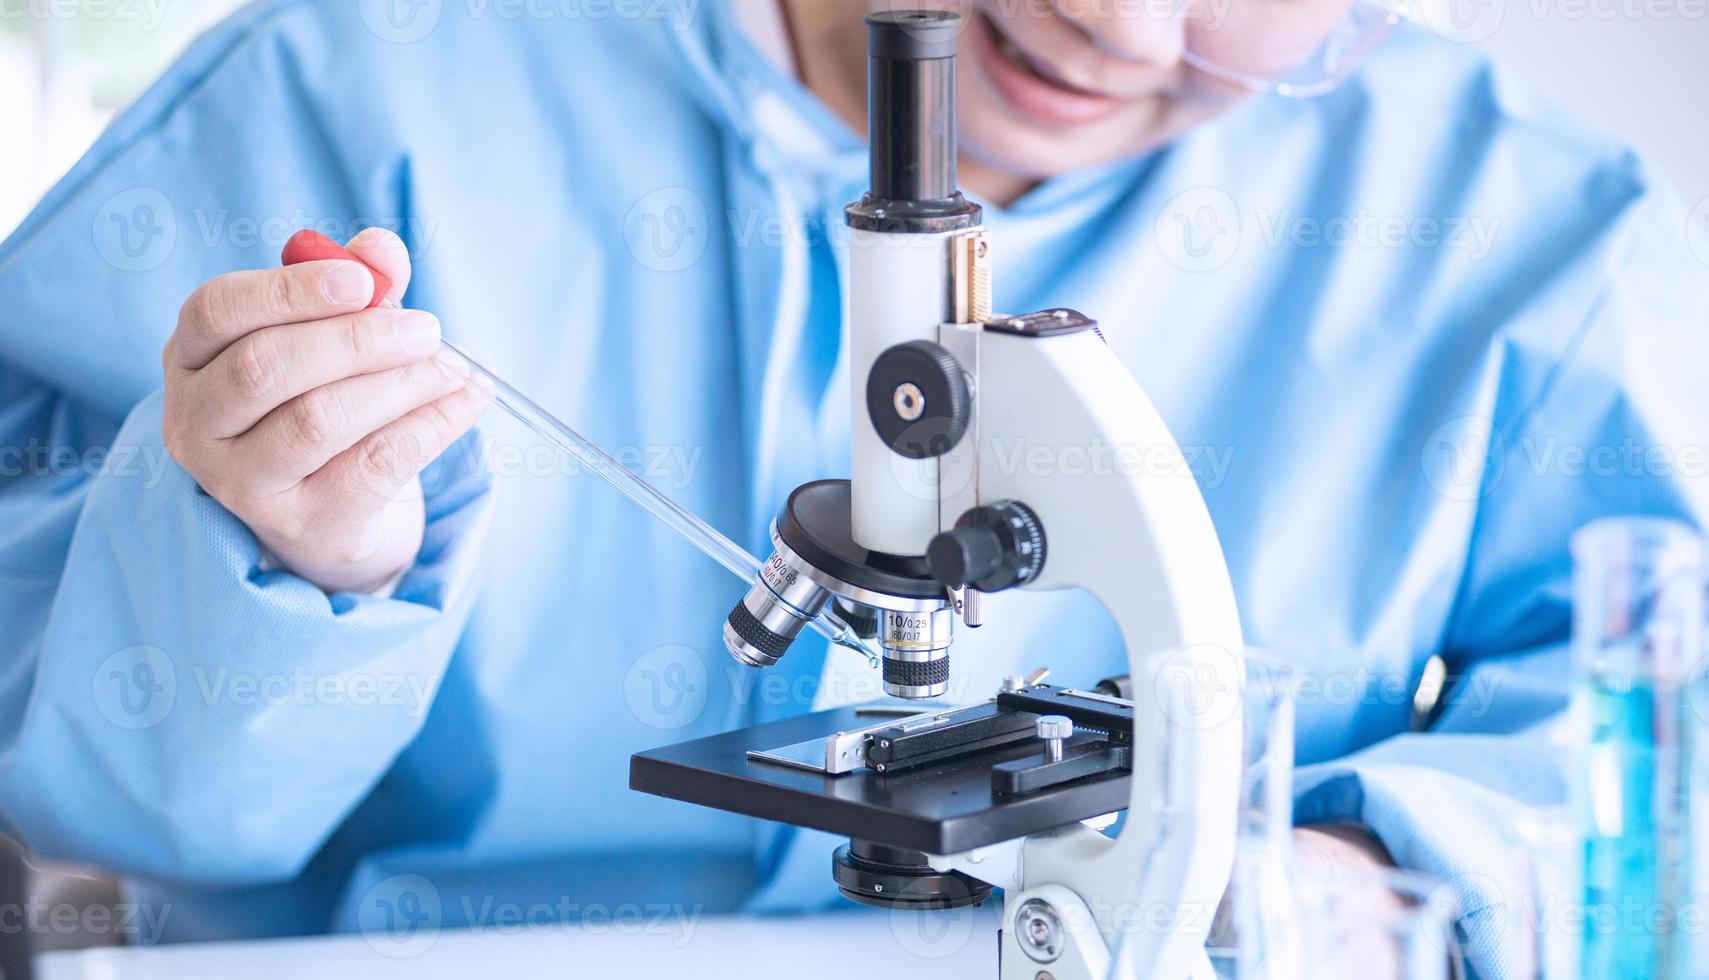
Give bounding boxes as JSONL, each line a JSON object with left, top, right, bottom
{"left": 630, "top": 701, "right": 1131, "bottom": 855}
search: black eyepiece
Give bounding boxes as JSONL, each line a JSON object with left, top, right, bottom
{"left": 865, "top": 10, "right": 962, "bottom": 62}
{"left": 847, "top": 9, "right": 980, "bottom": 233}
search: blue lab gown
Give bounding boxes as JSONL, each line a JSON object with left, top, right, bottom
{"left": 1, "top": 2, "right": 1706, "bottom": 976}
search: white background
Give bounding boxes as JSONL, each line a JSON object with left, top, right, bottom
{"left": 1474, "top": 0, "right": 1709, "bottom": 206}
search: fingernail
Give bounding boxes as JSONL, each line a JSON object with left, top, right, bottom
{"left": 322, "top": 263, "right": 374, "bottom": 306}
{"left": 395, "top": 310, "right": 442, "bottom": 353}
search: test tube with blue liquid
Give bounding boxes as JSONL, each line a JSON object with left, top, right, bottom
{"left": 1572, "top": 517, "right": 1707, "bottom": 979}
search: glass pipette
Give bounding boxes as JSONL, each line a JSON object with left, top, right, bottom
{"left": 280, "top": 230, "right": 879, "bottom": 664}
{"left": 438, "top": 341, "right": 880, "bottom": 665}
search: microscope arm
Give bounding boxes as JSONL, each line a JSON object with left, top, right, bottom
{"left": 955, "top": 326, "right": 1245, "bottom": 977}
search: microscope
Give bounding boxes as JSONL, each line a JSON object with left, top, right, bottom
{"left": 632, "top": 11, "right": 1247, "bottom": 978}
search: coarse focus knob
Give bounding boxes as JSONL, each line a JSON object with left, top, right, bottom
{"left": 866, "top": 340, "right": 971, "bottom": 460}
{"left": 1036, "top": 715, "right": 1074, "bottom": 742}
{"left": 927, "top": 500, "right": 1046, "bottom": 593}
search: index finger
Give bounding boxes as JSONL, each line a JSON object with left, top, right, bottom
{"left": 171, "top": 259, "right": 375, "bottom": 370}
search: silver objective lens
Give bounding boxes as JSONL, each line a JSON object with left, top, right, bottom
{"left": 722, "top": 492, "right": 956, "bottom": 700}
{"left": 724, "top": 550, "right": 831, "bottom": 668}
{"left": 879, "top": 607, "right": 954, "bottom": 699}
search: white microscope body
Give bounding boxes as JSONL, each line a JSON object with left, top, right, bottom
{"left": 849, "top": 220, "right": 1243, "bottom": 979}
{"left": 714, "top": 12, "right": 1247, "bottom": 979}
{"left": 837, "top": 16, "right": 1245, "bottom": 979}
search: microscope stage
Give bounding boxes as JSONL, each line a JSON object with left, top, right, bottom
{"left": 629, "top": 703, "right": 1130, "bottom": 855}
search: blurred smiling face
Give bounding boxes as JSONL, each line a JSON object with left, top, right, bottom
{"left": 858, "top": 0, "right": 1372, "bottom": 181}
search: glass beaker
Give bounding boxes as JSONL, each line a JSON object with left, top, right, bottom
{"left": 1221, "top": 650, "right": 1309, "bottom": 980}
{"left": 1571, "top": 517, "right": 1707, "bottom": 979}
{"left": 1107, "top": 645, "right": 1306, "bottom": 980}
{"left": 1510, "top": 807, "right": 1583, "bottom": 979}
{"left": 1294, "top": 866, "right": 1461, "bottom": 980}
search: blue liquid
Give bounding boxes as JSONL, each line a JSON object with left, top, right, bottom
{"left": 1580, "top": 673, "right": 1690, "bottom": 979}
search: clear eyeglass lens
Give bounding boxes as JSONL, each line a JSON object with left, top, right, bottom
{"left": 1180, "top": 0, "right": 1411, "bottom": 97}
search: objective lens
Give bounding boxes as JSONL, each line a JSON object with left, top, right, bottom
{"left": 880, "top": 607, "right": 953, "bottom": 699}
{"left": 724, "top": 550, "right": 832, "bottom": 668}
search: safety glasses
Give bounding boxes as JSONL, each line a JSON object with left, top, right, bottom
{"left": 1178, "top": 0, "right": 1416, "bottom": 97}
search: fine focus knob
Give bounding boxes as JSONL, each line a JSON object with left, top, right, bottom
{"left": 928, "top": 524, "right": 1004, "bottom": 588}
{"left": 927, "top": 500, "right": 1046, "bottom": 593}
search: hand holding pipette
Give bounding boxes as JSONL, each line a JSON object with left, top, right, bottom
{"left": 280, "top": 230, "right": 880, "bottom": 662}
{"left": 159, "top": 228, "right": 491, "bottom": 593}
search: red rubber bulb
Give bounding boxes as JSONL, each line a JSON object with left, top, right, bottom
{"left": 280, "top": 229, "right": 394, "bottom": 309}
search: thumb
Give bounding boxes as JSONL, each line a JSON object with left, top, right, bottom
{"left": 344, "top": 226, "right": 413, "bottom": 306}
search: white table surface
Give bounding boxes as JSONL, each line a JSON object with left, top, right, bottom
{"left": 37, "top": 907, "right": 1001, "bottom": 979}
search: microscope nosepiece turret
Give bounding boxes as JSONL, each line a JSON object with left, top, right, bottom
{"left": 721, "top": 482, "right": 954, "bottom": 699}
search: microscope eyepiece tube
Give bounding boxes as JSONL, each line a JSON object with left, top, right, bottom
{"left": 865, "top": 11, "right": 959, "bottom": 205}
{"left": 848, "top": 11, "right": 979, "bottom": 234}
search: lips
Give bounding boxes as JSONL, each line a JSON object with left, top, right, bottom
{"left": 969, "top": 13, "right": 1129, "bottom": 128}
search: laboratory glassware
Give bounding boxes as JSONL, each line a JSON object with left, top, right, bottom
{"left": 1294, "top": 866, "right": 1461, "bottom": 980}
{"left": 1571, "top": 517, "right": 1707, "bottom": 979}
{"left": 1222, "top": 650, "right": 1309, "bottom": 980}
